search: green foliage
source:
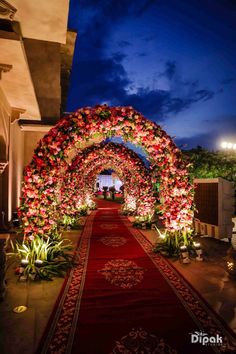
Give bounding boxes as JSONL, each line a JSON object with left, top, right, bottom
{"left": 184, "top": 147, "right": 236, "bottom": 185}
{"left": 98, "top": 110, "right": 111, "bottom": 119}
{"left": 8, "top": 235, "right": 74, "bottom": 281}
{"left": 153, "top": 227, "right": 195, "bottom": 258}
{"left": 87, "top": 200, "right": 97, "bottom": 210}
{"left": 78, "top": 205, "right": 88, "bottom": 216}
{"left": 133, "top": 214, "right": 153, "bottom": 229}
{"left": 61, "top": 215, "right": 77, "bottom": 228}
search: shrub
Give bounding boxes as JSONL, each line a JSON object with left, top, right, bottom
{"left": 8, "top": 234, "right": 74, "bottom": 281}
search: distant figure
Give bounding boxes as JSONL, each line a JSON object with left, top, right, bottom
{"left": 103, "top": 186, "right": 108, "bottom": 199}
{"left": 109, "top": 186, "right": 116, "bottom": 200}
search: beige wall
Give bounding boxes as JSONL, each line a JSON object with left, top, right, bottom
{"left": 2, "top": 122, "right": 48, "bottom": 222}
{"left": 9, "top": 121, "right": 24, "bottom": 217}
{"left": 0, "top": 87, "right": 41, "bottom": 221}
{"left": 5, "top": 126, "right": 45, "bottom": 221}
{"left": 0, "top": 88, "right": 11, "bottom": 226}
{"left": 0, "top": 0, "right": 72, "bottom": 225}
{"left": 11, "top": 0, "right": 69, "bottom": 44}
{"left": 60, "top": 31, "right": 77, "bottom": 113}
{"left": 0, "top": 88, "right": 10, "bottom": 160}
{"left": 0, "top": 35, "right": 41, "bottom": 120}
{"left": 24, "top": 39, "right": 61, "bottom": 122}
{"left": 23, "top": 131, "right": 46, "bottom": 167}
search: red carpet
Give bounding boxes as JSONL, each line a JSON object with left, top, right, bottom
{"left": 95, "top": 198, "right": 121, "bottom": 209}
{"left": 39, "top": 205, "right": 236, "bottom": 354}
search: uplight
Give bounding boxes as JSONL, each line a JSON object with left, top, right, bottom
{"left": 221, "top": 141, "right": 236, "bottom": 151}
{"left": 221, "top": 142, "right": 227, "bottom": 149}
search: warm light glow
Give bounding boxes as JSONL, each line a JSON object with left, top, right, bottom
{"left": 21, "top": 259, "right": 29, "bottom": 265}
{"left": 35, "top": 259, "right": 43, "bottom": 265}
{"left": 221, "top": 141, "right": 227, "bottom": 149}
{"left": 180, "top": 245, "right": 187, "bottom": 251}
{"left": 20, "top": 105, "right": 193, "bottom": 239}
{"left": 153, "top": 226, "right": 166, "bottom": 239}
{"left": 193, "top": 242, "right": 201, "bottom": 249}
{"left": 76, "top": 197, "right": 83, "bottom": 209}
{"left": 227, "top": 261, "right": 234, "bottom": 271}
{"left": 85, "top": 193, "right": 94, "bottom": 208}
{"left": 125, "top": 195, "right": 137, "bottom": 212}
{"left": 221, "top": 141, "right": 236, "bottom": 150}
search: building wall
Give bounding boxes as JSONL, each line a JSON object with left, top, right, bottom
{"left": 24, "top": 39, "right": 61, "bottom": 122}
{"left": 60, "top": 30, "right": 77, "bottom": 113}
{"left": 0, "top": 1, "right": 74, "bottom": 225}
{"left": 3, "top": 126, "right": 49, "bottom": 221}
{"left": 0, "top": 88, "right": 10, "bottom": 160}
{"left": 9, "top": 121, "right": 24, "bottom": 216}
{"left": 0, "top": 88, "right": 11, "bottom": 226}
{"left": 23, "top": 131, "right": 46, "bottom": 167}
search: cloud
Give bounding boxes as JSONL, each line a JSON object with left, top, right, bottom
{"left": 221, "top": 77, "right": 236, "bottom": 85}
{"left": 183, "top": 80, "right": 199, "bottom": 88}
{"left": 157, "top": 61, "right": 177, "bottom": 81}
{"left": 67, "top": 56, "right": 130, "bottom": 110}
{"left": 175, "top": 133, "right": 214, "bottom": 150}
{"left": 164, "top": 61, "right": 177, "bottom": 80}
{"left": 193, "top": 89, "right": 214, "bottom": 102}
{"left": 143, "top": 34, "right": 156, "bottom": 42}
{"left": 165, "top": 97, "right": 192, "bottom": 114}
{"left": 68, "top": 1, "right": 216, "bottom": 122}
{"left": 112, "top": 52, "right": 127, "bottom": 63}
{"left": 175, "top": 115, "right": 236, "bottom": 149}
{"left": 124, "top": 88, "right": 170, "bottom": 117}
{"left": 70, "top": 0, "right": 158, "bottom": 61}
{"left": 118, "top": 40, "right": 132, "bottom": 48}
{"left": 135, "top": 0, "right": 156, "bottom": 16}
{"left": 68, "top": 55, "right": 215, "bottom": 121}
{"left": 136, "top": 52, "right": 148, "bottom": 57}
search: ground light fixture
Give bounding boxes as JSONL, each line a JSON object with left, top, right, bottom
{"left": 35, "top": 259, "right": 43, "bottom": 266}
{"left": 193, "top": 242, "right": 203, "bottom": 261}
{"left": 180, "top": 245, "right": 191, "bottom": 264}
{"left": 226, "top": 259, "right": 236, "bottom": 278}
{"left": 225, "top": 247, "right": 236, "bottom": 278}
{"left": 13, "top": 305, "right": 28, "bottom": 313}
{"left": 21, "top": 259, "right": 29, "bottom": 266}
{"left": 221, "top": 141, "right": 236, "bottom": 150}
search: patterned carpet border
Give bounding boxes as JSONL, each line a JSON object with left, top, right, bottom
{"left": 40, "top": 211, "right": 96, "bottom": 354}
{"left": 122, "top": 217, "right": 236, "bottom": 353}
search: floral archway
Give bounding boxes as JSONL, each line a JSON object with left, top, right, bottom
{"left": 60, "top": 142, "right": 155, "bottom": 218}
{"left": 20, "top": 105, "right": 193, "bottom": 240}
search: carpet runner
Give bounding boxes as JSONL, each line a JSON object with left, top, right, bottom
{"left": 39, "top": 206, "right": 236, "bottom": 354}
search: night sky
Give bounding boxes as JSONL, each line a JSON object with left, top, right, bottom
{"left": 67, "top": 0, "right": 236, "bottom": 150}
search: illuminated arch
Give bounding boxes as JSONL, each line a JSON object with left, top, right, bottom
{"left": 60, "top": 143, "right": 154, "bottom": 217}
{"left": 20, "top": 105, "right": 193, "bottom": 238}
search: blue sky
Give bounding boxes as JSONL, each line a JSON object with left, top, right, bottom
{"left": 67, "top": 0, "right": 236, "bottom": 150}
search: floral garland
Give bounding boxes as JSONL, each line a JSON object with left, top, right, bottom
{"left": 19, "top": 105, "right": 194, "bottom": 239}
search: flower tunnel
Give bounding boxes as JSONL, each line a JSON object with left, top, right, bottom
{"left": 19, "top": 105, "right": 194, "bottom": 240}
{"left": 60, "top": 142, "right": 155, "bottom": 219}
